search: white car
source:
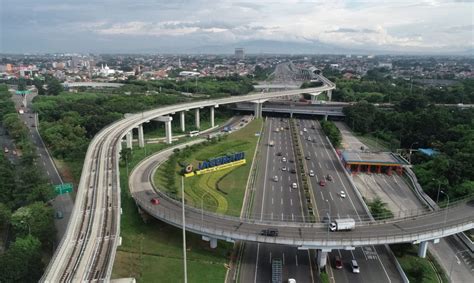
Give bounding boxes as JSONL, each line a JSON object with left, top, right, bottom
{"left": 273, "top": 176, "right": 279, "bottom": 182}
{"left": 309, "top": 170, "right": 315, "bottom": 177}
{"left": 303, "top": 127, "right": 307, "bottom": 132}
{"left": 340, "top": 191, "right": 346, "bottom": 198}
{"left": 351, "top": 260, "right": 360, "bottom": 273}
{"left": 281, "top": 166, "right": 287, "bottom": 171}
{"left": 291, "top": 183, "right": 298, "bottom": 189}
{"left": 282, "top": 157, "right": 287, "bottom": 162}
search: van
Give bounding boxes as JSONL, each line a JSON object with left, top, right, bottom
{"left": 351, "top": 260, "right": 360, "bottom": 273}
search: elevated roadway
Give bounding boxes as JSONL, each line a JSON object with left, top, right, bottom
{"left": 130, "top": 142, "right": 473, "bottom": 249}
{"left": 41, "top": 79, "right": 336, "bottom": 282}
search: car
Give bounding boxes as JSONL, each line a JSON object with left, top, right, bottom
{"left": 351, "top": 260, "right": 360, "bottom": 273}
{"left": 309, "top": 170, "right": 315, "bottom": 177}
{"left": 340, "top": 191, "right": 346, "bottom": 198}
{"left": 307, "top": 136, "right": 312, "bottom": 141}
{"left": 305, "top": 156, "right": 311, "bottom": 160}
{"left": 29, "top": 115, "right": 33, "bottom": 118}
{"left": 282, "top": 157, "right": 287, "bottom": 162}
{"left": 3, "top": 147, "right": 8, "bottom": 153}
{"left": 311, "top": 125, "right": 316, "bottom": 129}
{"left": 326, "top": 174, "right": 333, "bottom": 181}
{"left": 55, "top": 210, "right": 64, "bottom": 219}
{"left": 289, "top": 159, "right": 294, "bottom": 163}
{"left": 281, "top": 166, "right": 287, "bottom": 171}
{"left": 319, "top": 180, "right": 326, "bottom": 187}
{"left": 291, "top": 183, "right": 298, "bottom": 189}
{"left": 280, "top": 127, "right": 284, "bottom": 131}
{"left": 335, "top": 256, "right": 343, "bottom": 269}
{"left": 12, "top": 150, "right": 17, "bottom": 155}
{"left": 290, "top": 168, "right": 296, "bottom": 174}
{"left": 285, "top": 126, "right": 289, "bottom": 130}
{"left": 151, "top": 198, "right": 160, "bottom": 205}
{"left": 303, "top": 128, "right": 307, "bottom": 132}
{"left": 31, "top": 124, "right": 36, "bottom": 127}
{"left": 276, "top": 152, "right": 282, "bottom": 156}
{"left": 273, "top": 176, "right": 279, "bottom": 182}
{"left": 260, "top": 228, "right": 278, "bottom": 236}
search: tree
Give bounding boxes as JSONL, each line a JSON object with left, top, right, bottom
{"left": 0, "top": 235, "right": 44, "bottom": 282}
{"left": 17, "top": 78, "right": 27, "bottom": 91}
{"left": 45, "top": 76, "right": 63, "bottom": 96}
{"left": 33, "top": 77, "right": 45, "bottom": 95}
{"left": 11, "top": 202, "right": 55, "bottom": 245}
{"left": 0, "top": 203, "right": 11, "bottom": 227}
{"left": 120, "top": 148, "right": 132, "bottom": 164}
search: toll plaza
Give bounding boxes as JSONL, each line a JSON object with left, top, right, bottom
{"left": 340, "top": 151, "right": 409, "bottom": 175}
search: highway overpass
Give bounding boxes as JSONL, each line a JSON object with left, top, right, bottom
{"left": 130, "top": 141, "right": 474, "bottom": 251}
{"left": 41, "top": 76, "right": 336, "bottom": 282}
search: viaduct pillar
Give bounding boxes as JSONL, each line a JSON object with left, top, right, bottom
{"left": 138, "top": 124, "right": 145, "bottom": 148}
{"left": 180, "top": 111, "right": 186, "bottom": 133}
{"left": 195, "top": 108, "right": 201, "bottom": 130}
{"left": 154, "top": 116, "right": 173, "bottom": 144}
{"left": 126, "top": 130, "right": 133, "bottom": 149}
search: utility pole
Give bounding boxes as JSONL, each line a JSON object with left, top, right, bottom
{"left": 181, "top": 177, "right": 188, "bottom": 283}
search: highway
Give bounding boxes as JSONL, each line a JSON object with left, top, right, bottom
{"left": 295, "top": 118, "right": 402, "bottom": 282}
{"left": 238, "top": 117, "right": 314, "bottom": 282}
{"left": 41, "top": 80, "right": 336, "bottom": 282}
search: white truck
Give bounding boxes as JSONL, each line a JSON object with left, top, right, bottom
{"left": 329, "top": 218, "right": 355, "bottom": 232}
{"left": 269, "top": 140, "right": 275, "bottom": 147}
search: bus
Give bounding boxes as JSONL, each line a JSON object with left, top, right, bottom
{"left": 188, "top": 130, "right": 200, "bottom": 137}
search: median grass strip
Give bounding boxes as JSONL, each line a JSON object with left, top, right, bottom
{"left": 112, "top": 140, "right": 233, "bottom": 282}
{"left": 155, "top": 118, "right": 263, "bottom": 216}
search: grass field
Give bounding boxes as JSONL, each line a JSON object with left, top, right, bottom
{"left": 392, "top": 244, "right": 448, "bottom": 283}
{"left": 155, "top": 118, "right": 263, "bottom": 216}
{"left": 112, "top": 140, "right": 234, "bottom": 282}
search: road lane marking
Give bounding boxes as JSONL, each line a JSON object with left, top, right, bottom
{"left": 269, "top": 252, "right": 272, "bottom": 263}
{"left": 254, "top": 243, "right": 260, "bottom": 283}
{"left": 272, "top": 198, "right": 274, "bottom": 205}
{"left": 283, "top": 252, "right": 285, "bottom": 265}
{"left": 281, "top": 198, "right": 283, "bottom": 205}
{"left": 281, "top": 213, "right": 284, "bottom": 220}
{"left": 295, "top": 255, "right": 298, "bottom": 266}
{"left": 292, "top": 213, "right": 294, "bottom": 221}
{"left": 320, "top": 191, "right": 324, "bottom": 201}
{"left": 329, "top": 192, "right": 334, "bottom": 201}
{"left": 318, "top": 162, "right": 322, "bottom": 168}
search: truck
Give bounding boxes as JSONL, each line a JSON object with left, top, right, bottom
{"left": 269, "top": 140, "right": 275, "bottom": 147}
{"left": 271, "top": 258, "right": 283, "bottom": 283}
{"left": 329, "top": 218, "right": 355, "bottom": 232}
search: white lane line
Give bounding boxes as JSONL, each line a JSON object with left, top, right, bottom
{"left": 374, "top": 246, "right": 392, "bottom": 283}
{"left": 329, "top": 192, "right": 334, "bottom": 201}
{"left": 272, "top": 185, "right": 274, "bottom": 192}
{"left": 47, "top": 171, "right": 50, "bottom": 176}
{"left": 269, "top": 252, "right": 272, "bottom": 264}
{"left": 272, "top": 198, "right": 274, "bottom": 205}
{"left": 281, "top": 213, "right": 284, "bottom": 220}
{"left": 292, "top": 213, "right": 295, "bottom": 221}
{"left": 290, "top": 199, "right": 293, "bottom": 206}
{"left": 320, "top": 191, "right": 324, "bottom": 201}
{"left": 283, "top": 252, "right": 285, "bottom": 265}
{"left": 271, "top": 212, "right": 274, "bottom": 220}
{"left": 254, "top": 243, "right": 260, "bottom": 283}
{"left": 318, "top": 162, "right": 322, "bottom": 168}
{"left": 281, "top": 198, "right": 283, "bottom": 205}
{"left": 281, "top": 186, "right": 283, "bottom": 192}
{"left": 295, "top": 255, "right": 298, "bottom": 266}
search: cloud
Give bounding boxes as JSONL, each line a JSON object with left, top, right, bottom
{"left": 1, "top": 0, "right": 472, "bottom": 53}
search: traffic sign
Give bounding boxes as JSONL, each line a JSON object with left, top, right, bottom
{"left": 15, "top": 90, "right": 30, "bottom": 96}
{"left": 54, "top": 183, "right": 73, "bottom": 195}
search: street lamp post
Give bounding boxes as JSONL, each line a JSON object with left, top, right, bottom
{"left": 433, "top": 179, "right": 442, "bottom": 204}
{"left": 440, "top": 190, "right": 450, "bottom": 226}
{"left": 326, "top": 200, "right": 331, "bottom": 243}
{"left": 409, "top": 142, "right": 419, "bottom": 164}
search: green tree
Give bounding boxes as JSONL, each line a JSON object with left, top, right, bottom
{"left": 0, "top": 203, "right": 11, "bottom": 227}
{"left": 0, "top": 235, "right": 44, "bottom": 282}
{"left": 45, "top": 76, "right": 63, "bottom": 96}
{"left": 33, "top": 77, "right": 45, "bottom": 95}
{"left": 11, "top": 202, "right": 55, "bottom": 245}
{"left": 17, "top": 78, "right": 27, "bottom": 91}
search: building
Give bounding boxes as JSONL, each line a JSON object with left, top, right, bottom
{"left": 235, "top": 48, "right": 245, "bottom": 60}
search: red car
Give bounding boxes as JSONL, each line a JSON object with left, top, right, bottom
{"left": 319, "top": 180, "right": 326, "bottom": 187}
{"left": 151, "top": 198, "right": 160, "bottom": 205}
{"left": 335, "top": 256, "right": 343, "bottom": 269}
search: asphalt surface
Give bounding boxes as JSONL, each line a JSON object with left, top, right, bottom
{"left": 295, "top": 118, "right": 403, "bottom": 283}
{"left": 335, "top": 121, "right": 474, "bottom": 283}
{"left": 238, "top": 117, "right": 315, "bottom": 283}
{"left": 10, "top": 91, "right": 73, "bottom": 244}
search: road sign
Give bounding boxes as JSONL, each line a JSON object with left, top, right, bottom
{"left": 54, "top": 183, "right": 73, "bottom": 195}
{"left": 15, "top": 90, "right": 30, "bottom": 96}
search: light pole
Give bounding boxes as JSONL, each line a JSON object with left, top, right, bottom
{"left": 181, "top": 177, "right": 188, "bottom": 283}
{"left": 433, "top": 179, "right": 442, "bottom": 204}
{"left": 440, "top": 190, "right": 450, "bottom": 226}
{"left": 326, "top": 199, "right": 331, "bottom": 243}
{"left": 20, "top": 220, "right": 31, "bottom": 235}
{"left": 409, "top": 141, "right": 419, "bottom": 164}
{"left": 449, "top": 249, "right": 466, "bottom": 279}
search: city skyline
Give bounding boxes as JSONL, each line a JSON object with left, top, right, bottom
{"left": 1, "top": 0, "right": 473, "bottom": 54}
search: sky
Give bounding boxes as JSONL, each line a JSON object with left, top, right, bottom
{"left": 0, "top": 0, "right": 473, "bottom": 54}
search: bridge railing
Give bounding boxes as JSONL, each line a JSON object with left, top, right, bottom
{"left": 135, "top": 195, "right": 473, "bottom": 246}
